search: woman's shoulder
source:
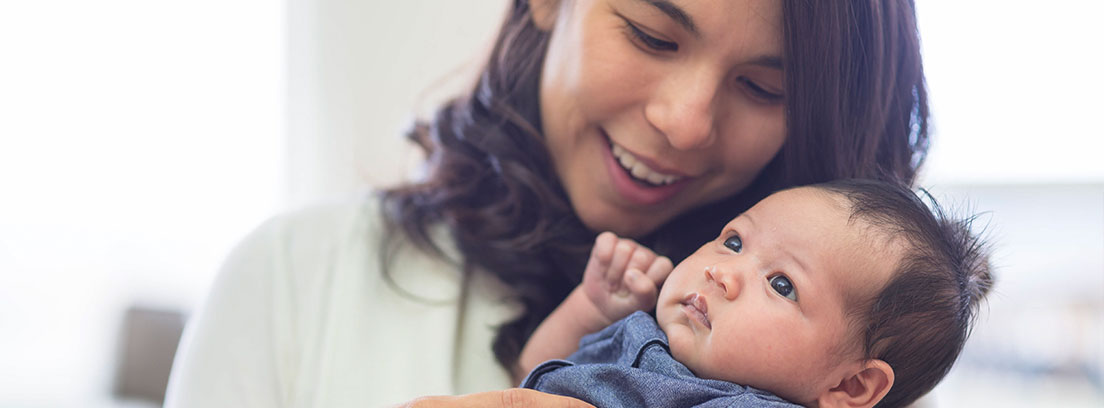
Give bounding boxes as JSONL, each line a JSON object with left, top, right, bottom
{"left": 260, "top": 194, "right": 385, "bottom": 246}
{"left": 234, "top": 193, "right": 465, "bottom": 297}
{"left": 257, "top": 193, "right": 461, "bottom": 256}
{"left": 211, "top": 195, "right": 390, "bottom": 304}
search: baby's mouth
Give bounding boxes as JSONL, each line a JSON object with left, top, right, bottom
{"left": 680, "top": 293, "right": 710, "bottom": 329}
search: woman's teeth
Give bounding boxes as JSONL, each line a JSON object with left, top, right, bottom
{"left": 611, "top": 143, "right": 682, "bottom": 186}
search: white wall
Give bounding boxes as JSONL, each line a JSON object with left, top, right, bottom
{"left": 0, "top": 1, "right": 283, "bottom": 406}
{"left": 917, "top": 0, "right": 1104, "bottom": 184}
{"left": 284, "top": 0, "right": 508, "bottom": 208}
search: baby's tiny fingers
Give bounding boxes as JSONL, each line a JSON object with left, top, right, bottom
{"left": 645, "top": 256, "right": 674, "bottom": 286}
{"left": 582, "top": 233, "right": 617, "bottom": 285}
{"left": 607, "top": 240, "right": 635, "bottom": 287}
{"left": 624, "top": 268, "right": 658, "bottom": 305}
{"left": 626, "top": 247, "right": 656, "bottom": 279}
{"left": 590, "top": 232, "right": 618, "bottom": 263}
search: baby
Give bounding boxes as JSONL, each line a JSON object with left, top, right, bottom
{"left": 514, "top": 179, "right": 993, "bottom": 408}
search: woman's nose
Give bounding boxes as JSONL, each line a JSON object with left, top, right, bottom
{"left": 644, "top": 68, "right": 720, "bottom": 150}
{"left": 704, "top": 265, "right": 741, "bottom": 300}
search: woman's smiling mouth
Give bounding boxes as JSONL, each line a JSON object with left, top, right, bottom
{"left": 600, "top": 130, "right": 691, "bottom": 206}
{"left": 681, "top": 293, "right": 711, "bottom": 329}
{"left": 610, "top": 142, "right": 684, "bottom": 186}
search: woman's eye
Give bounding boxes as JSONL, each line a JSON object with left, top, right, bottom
{"left": 723, "top": 234, "right": 742, "bottom": 253}
{"left": 769, "top": 275, "right": 798, "bottom": 301}
{"left": 737, "top": 77, "right": 784, "bottom": 104}
{"left": 624, "top": 20, "right": 678, "bottom": 52}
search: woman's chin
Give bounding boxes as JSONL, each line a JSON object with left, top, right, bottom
{"left": 577, "top": 207, "right": 664, "bottom": 238}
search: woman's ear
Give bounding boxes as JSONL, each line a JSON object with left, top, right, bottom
{"left": 528, "top": 0, "right": 561, "bottom": 30}
{"left": 816, "top": 360, "right": 894, "bottom": 408}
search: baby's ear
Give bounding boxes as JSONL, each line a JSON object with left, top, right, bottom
{"left": 816, "top": 360, "right": 894, "bottom": 408}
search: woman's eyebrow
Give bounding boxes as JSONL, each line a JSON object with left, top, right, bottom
{"left": 747, "top": 55, "right": 784, "bottom": 71}
{"left": 633, "top": 0, "right": 700, "bottom": 37}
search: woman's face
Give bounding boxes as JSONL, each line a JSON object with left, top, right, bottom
{"left": 537, "top": 0, "right": 787, "bottom": 238}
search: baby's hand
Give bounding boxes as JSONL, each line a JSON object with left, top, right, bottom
{"left": 582, "top": 232, "right": 674, "bottom": 325}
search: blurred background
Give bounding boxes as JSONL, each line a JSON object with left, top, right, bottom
{"left": 0, "top": 0, "right": 1100, "bottom": 406}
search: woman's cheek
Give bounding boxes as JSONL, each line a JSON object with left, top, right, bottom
{"left": 577, "top": 35, "right": 657, "bottom": 115}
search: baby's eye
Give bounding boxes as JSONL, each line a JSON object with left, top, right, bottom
{"left": 769, "top": 275, "right": 798, "bottom": 301}
{"left": 723, "top": 234, "right": 742, "bottom": 253}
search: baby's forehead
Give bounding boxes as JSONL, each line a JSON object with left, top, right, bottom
{"left": 808, "top": 187, "right": 909, "bottom": 241}
{"left": 831, "top": 225, "right": 907, "bottom": 309}
{"left": 808, "top": 191, "right": 907, "bottom": 301}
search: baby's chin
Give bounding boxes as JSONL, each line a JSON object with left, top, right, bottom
{"left": 663, "top": 324, "right": 708, "bottom": 376}
{"left": 667, "top": 339, "right": 704, "bottom": 377}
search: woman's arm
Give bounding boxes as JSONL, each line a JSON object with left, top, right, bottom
{"left": 514, "top": 232, "right": 673, "bottom": 381}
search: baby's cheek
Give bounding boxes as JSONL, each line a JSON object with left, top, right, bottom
{"left": 711, "top": 331, "right": 795, "bottom": 380}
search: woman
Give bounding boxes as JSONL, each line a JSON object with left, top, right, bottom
{"left": 166, "top": 0, "right": 928, "bottom": 406}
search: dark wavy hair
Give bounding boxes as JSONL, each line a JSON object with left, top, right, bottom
{"left": 380, "top": 0, "right": 931, "bottom": 371}
{"left": 814, "top": 179, "right": 994, "bottom": 407}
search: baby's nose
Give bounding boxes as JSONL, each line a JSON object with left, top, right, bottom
{"left": 704, "top": 265, "right": 741, "bottom": 300}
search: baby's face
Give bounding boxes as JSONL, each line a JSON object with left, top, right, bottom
{"left": 656, "top": 187, "right": 900, "bottom": 404}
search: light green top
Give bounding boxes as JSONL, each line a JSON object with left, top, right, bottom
{"left": 165, "top": 198, "right": 518, "bottom": 407}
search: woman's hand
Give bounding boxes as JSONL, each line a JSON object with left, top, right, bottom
{"left": 394, "top": 389, "right": 595, "bottom": 408}
{"left": 582, "top": 232, "right": 673, "bottom": 325}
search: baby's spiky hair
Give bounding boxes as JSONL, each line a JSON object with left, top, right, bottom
{"left": 813, "top": 179, "right": 994, "bottom": 407}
